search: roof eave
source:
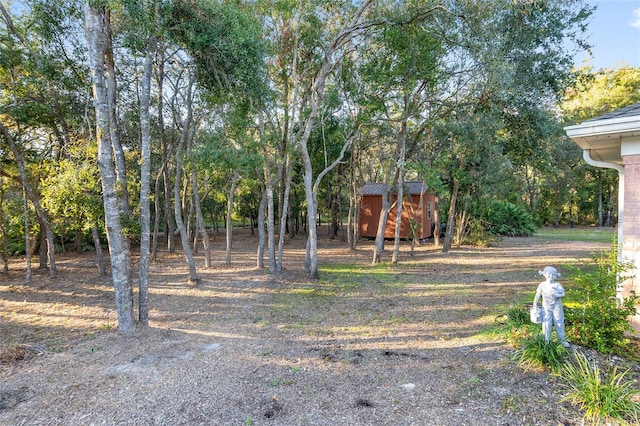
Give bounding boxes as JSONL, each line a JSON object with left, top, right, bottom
{"left": 565, "top": 116, "right": 640, "bottom": 139}
{"left": 565, "top": 116, "right": 640, "bottom": 165}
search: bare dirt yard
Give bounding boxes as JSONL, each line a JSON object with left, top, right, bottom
{"left": 1, "top": 227, "right": 638, "bottom": 425}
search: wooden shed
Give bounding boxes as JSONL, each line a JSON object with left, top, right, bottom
{"left": 359, "top": 182, "right": 436, "bottom": 239}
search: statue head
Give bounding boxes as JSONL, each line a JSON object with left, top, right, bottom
{"left": 539, "top": 266, "right": 560, "bottom": 281}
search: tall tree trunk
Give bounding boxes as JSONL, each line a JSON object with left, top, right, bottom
{"left": 433, "top": 194, "right": 440, "bottom": 247}
{"left": 85, "top": 4, "right": 135, "bottom": 332}
{"left": 277, "top": 155, "right": 291, "bottom": 272}
{"left": 607, "top": 181, "right": 615, "bottom": 227}
{"left": 138, "top": 31, "right": 156, "bottom": 327}
{"left": 455, "top": 192, "right": 470, "bottom": 248}
{"left": 256, "top": 188, "right": 266, "bottom": 268}
{"left": 23, "top": 187, "right": 31, "bottom": 284}
{"left": 442, "top": 179, "right": 459, "bottom": 253}
{"left": 164, "top": 166, "right": 175, "bottom": 252}
{"left": 151, "top": 162, "right": 164, "bottom": 261}
{"left": 569, "top": 191, "right": 575, "bottom": 228}
{"left": 298, "top": 0, "right": 372, "bottom": 278}
{"left": 0, "top": 187, "right": 8, "bottom": 272}
{"left": 155, "top": 53, "right": 175, "bottom": 254}
{"left": 347, "top": 190, "right": 357, "bottom": 251}
{"left": 347, "top": 151, "right": 357, "bottom": 251}
{"left": 173, "top": 75, "right": 198, "bottom": 282}
{"left": 226, "top": 172, "right": 238, "bottom": 266}
{"left": 91, "top": 224, "right": 106, "bottom": 276}
{"left": 264, "top": 165, "right": 276, "bottom": 273}
{"left": 104, "top": 11, "right": 129, "bottom": 217}
{"left": 38, "top": 220, "right": 47, "bottom": 269}
{"left": 192, "top": 169, "right": 211, "bottom": 268}
{"left": 372, "top": 187, "right": 391, "bottom": 264}
{"left": 392, "top": 100, "right": 408, "bottom": 264}
{"left": 391, "top": 182, "right": 404, "bottom": 264}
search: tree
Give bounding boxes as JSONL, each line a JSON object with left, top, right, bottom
{"left": 0, "top": 0, "right": 91, "bottom": 279}
{"left": 563, "top": 66, "right": 640, "bottom": 122}
{"left": 431, "top": 0, "right": 593, "bottom": 248}
{"left": 122, "top": 0, "right": 161, "bottom": 326}
{"left": 356, "top": 2, "right": 444, "bottom": 263}
{"left": 164, "top": 0, "right": 265, "bottom": 278}
{"left": 283, "top": 0, "right": 374, "bottom": 278}
{"left": 85, "top": 3, "right": 135, "bottom": 331}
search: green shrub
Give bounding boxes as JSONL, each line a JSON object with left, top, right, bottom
{"left": 464, "top": 199, "right": 536, "bottom": 246}
{"left": 564, "top": 247, "right": 639, "bottom": 359}
{"left": 483, "top": 200, "right": 536, "bottom": 237}
{"left": 515, "top": 333, "right": 568, "bottom": 372}
{"left": 557, "top": 352, "right": 640, "bottom": 424}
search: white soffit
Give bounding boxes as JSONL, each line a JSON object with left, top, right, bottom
{"left": 565, "top": 116, "right": 640, "bottom": 165}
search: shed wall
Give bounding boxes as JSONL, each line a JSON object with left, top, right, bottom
{"left": 359, "top": 191, "right": 435, "bottom": 239}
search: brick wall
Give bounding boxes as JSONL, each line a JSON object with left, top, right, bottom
{"left": 622, "top": 154, "right": 640, "bottom": 334}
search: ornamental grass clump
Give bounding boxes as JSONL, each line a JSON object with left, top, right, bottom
{"left": 515, "top": 333, "right": 568, "bottom": 372}
{"left": 557, "top": 352, "right": 640, "bottom": 425}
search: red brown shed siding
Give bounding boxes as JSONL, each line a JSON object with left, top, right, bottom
{"left": 359, "top": 182, "right": 435, "bottom": 239}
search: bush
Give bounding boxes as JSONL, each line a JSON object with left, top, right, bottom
{"left": 564, "top": 247, "right": 639, "bottom": 359}
{"left": 557, "top": 352, "right": 640, "bottom": 424}
{"left": 464, "top": 199, "right": 536, "bottom": 246}
{"left": 483, "top": 200, "right": 536, "bottom": 237}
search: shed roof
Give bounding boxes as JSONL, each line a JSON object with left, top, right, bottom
{"left": 361, "top": 181, "right": 427, "bottom": 196}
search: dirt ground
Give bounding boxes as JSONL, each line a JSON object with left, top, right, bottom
{"left": 1, "top": 227, "right": 638, "bottom": 425}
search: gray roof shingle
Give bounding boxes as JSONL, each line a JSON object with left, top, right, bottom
{"left": 584, "top": 102, "right": 640, "bottom": 122}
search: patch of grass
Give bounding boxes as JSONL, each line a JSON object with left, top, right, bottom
{"left": 515, "top": 334, "right": 568, "bottom": 372}
{"left": 502, "top": 394, "right": 523, "bottom": 413}
{"left": 535, "top": 227, "right": 616, "bottom": 244}
{"left": 318, "top": 263, "right": 408, "bottom": 290}
{"left": 557, "top": 352, "right": 640, "bottom": 424}
{"left": 268, "top": 376, "right": 282, "bottom": 388}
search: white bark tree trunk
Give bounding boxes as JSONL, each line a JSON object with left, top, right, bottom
{"left": 264, "top": 164, "right": 276, "bottom": 273}
{"left": 297, "top": 0, "right": 372, "bottom": 278}
{"left": 138, "top": 30, "right": 156, "bottom": 326}
{"left": 91, "top": 224, "right": 106, "bottom": 276}
{"left": 104, "top": 13, "right": 129, "bottom": 217}
{"left": 372, "top": 188, "right": 391, "bottom": 264}
{"left": 173, "top": 75, "right": 198, "bottom": 282}
{"left": 225, "top": 171, "right": 238, "bottom": 266}
{"left": 277, "top": 155, "right": 291, "bottom": 272}
{"left": 23, "top": 187, "right": 31, "bottom": 284}
{"left": 256, "top": 188, "right": 266, "bottom": 268}
{"left": 85, "top": 4, "right": 135, "bottom": 332}
{"left": 392, "top": 97, "right": 408, "bottom": 264}
{"left": 192, "top": 169, "right": 211, "bottom": 268}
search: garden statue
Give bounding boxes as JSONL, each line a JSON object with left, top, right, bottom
{"left": 532, "top": 266, "right": 570, "bottom": 347}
